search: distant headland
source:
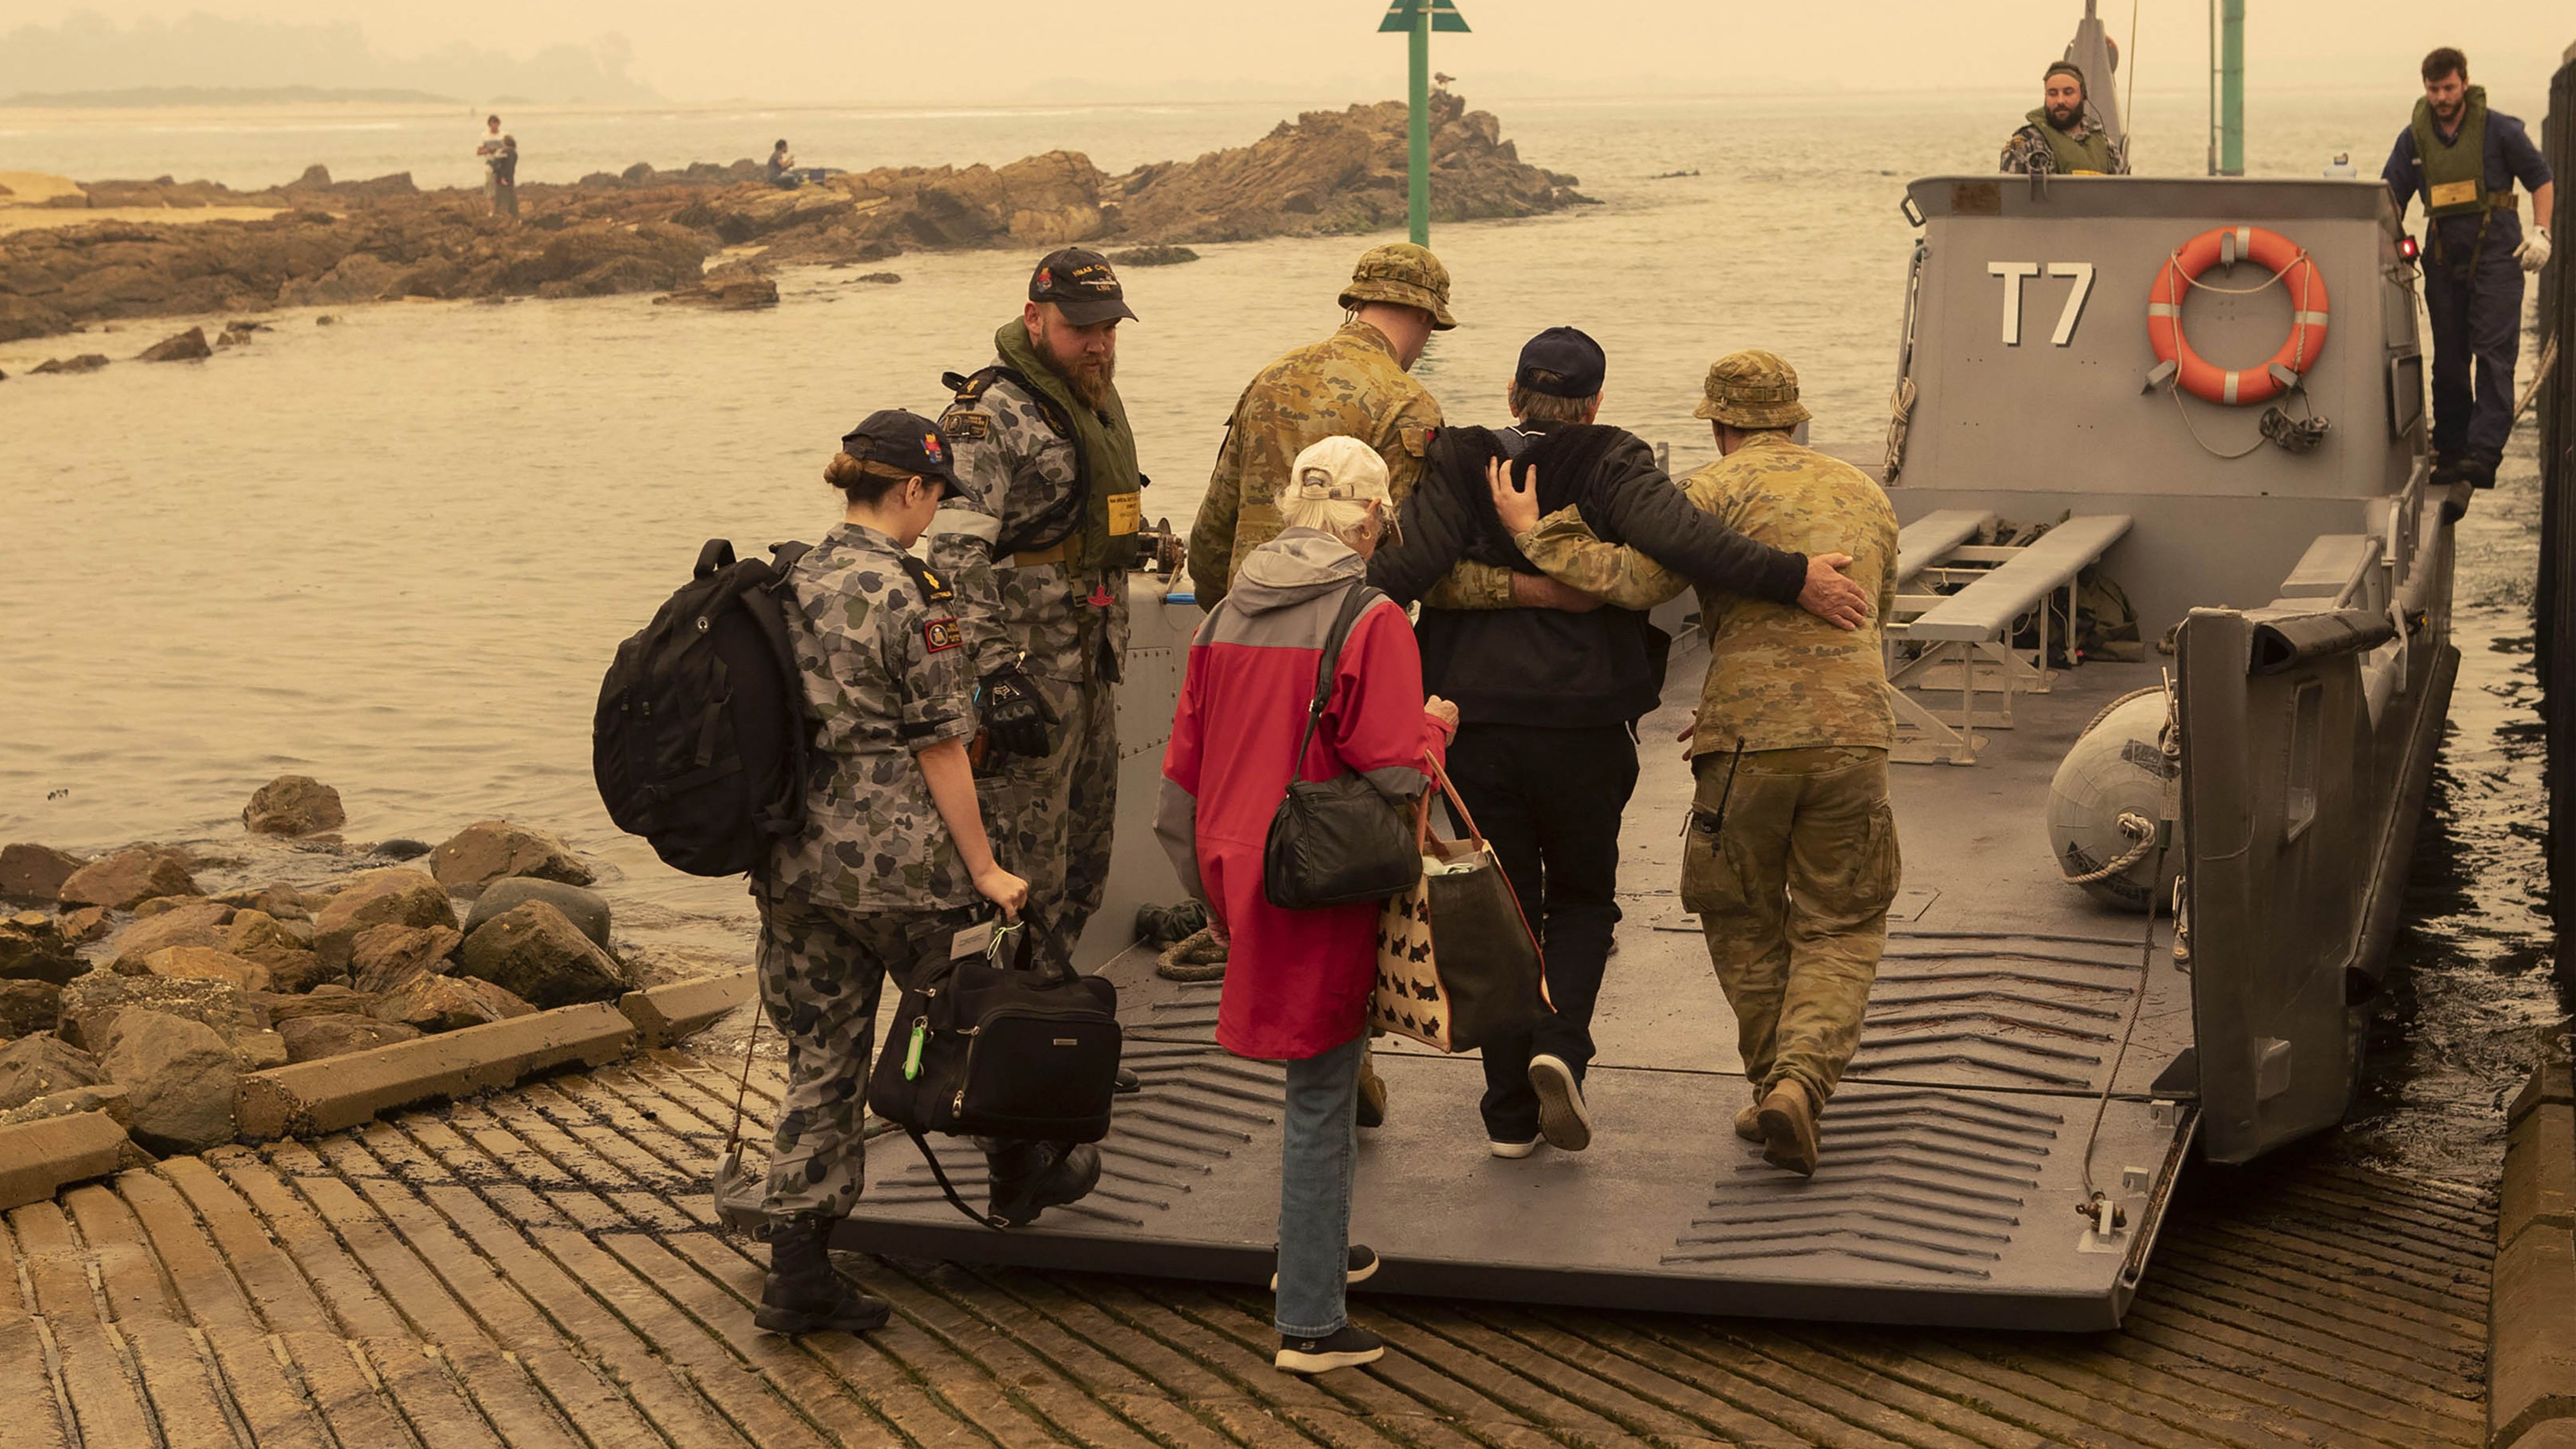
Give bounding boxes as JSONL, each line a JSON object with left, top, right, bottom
{"left": 0, "top": 91, "right": 1589, "bottom": 346}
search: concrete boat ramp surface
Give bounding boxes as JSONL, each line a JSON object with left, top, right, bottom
{"left": 0, "top": 1043, "right": 2492, "bottom": 1448}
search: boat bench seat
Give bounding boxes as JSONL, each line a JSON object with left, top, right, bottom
{"left": 1908, "top": 515, "right": 2132, "bottom": 642}
{"left": 1894, "top": 510, "right": 1995, "bottom": 590}
{"left": 1889, "top": 513, "right": 2132, "bottom": 765}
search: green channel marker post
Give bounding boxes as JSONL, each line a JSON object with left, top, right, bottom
{"left": 2209, "top": 0, "right": 2245, "bottom": 176}
{"left": 1378, "top": 0, "right": 1469, "bottom": 246}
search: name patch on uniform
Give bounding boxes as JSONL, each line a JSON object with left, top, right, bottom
{"left": 943, "top": 411, "right": 992, "bottom": 441}
{"left": 924, "top": 617, "right": 963, "bottom": 653}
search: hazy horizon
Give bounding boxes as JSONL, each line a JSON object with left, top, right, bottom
{"left": 7, "top": 3, "right": 2572, "bottom": 112}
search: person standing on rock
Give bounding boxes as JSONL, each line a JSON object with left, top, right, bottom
{"left": 928, "top": 248, "right": 1146, "bottom": 977}
{"left": 477, "top": 115, "right": 518, "bottom": 221}
{"left": 753, "top": 410, "right": 1098, "bottom": 1337}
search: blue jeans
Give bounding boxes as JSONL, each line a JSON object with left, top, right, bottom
{"left": 1275, "top": 1032, "right": 1365, "bottom": 1337}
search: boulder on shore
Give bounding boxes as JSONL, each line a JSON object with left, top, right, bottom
{"left": 137, "top": 326, "right": 211, "bottom": 362}
{"left": 0, "top": 1034, "right": 104, "bottom": 1111}
{"left": 430, "top": 821, "right": 594, "bottom": 893}
{"left": 58, "top": 972, "right": 267, "bottom": 1057}
{"left": 370, "top": 973, "right": 536, "bottom": 1033}
{"left": 311, "top": 867, "right": 455, "bottom": 969}
{"left": 59, "top": 847, "right": 200, "bottom": 910}
{"left": 464, "top": 878, "right": 611, "bottom": 950}
{"left": 242, "top": 775, "right": 346, "bottom": 836}
{"left": 249, "top": 983, "right": 380, "bottom": 1022}
{"left": 278, "top": 1012, "right": 420, "bottom": 1063}
{"left": 225, "top": 909, "right": 333, "bottom": 992}
{"left": 31, "top": 356, "right": 109, "bottom": 375}
{"left": 0, "top": 843, "right": 84, "bottom": 904}
{"left": 58, "top": 908, "right": 110, "bottom": 945}
{"left": 0, "top": 1084, "right": 131, "bottom": 1130}
{"left": 139, "top": 946, "right": 274, "bottom": 993}
{"left": 1, "top": 914, "right": 85, "bottom": 985}
{"left": 347, "top": 922, "right": 461, "bottom": 995}
{"left": 102, "top": 1009, "right": 240, "bottom": 1153}
{"left": 0, "top": 980, "right": 62, "bottom": 1038}
{"left": 110, "top": 898, "right": 236, "bottom": 969}
{"left": 457, "top": 902, "right": 628, "bottom": 1008}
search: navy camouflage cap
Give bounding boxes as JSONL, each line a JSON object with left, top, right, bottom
{"left": 841, "top": 409, "right": 966, "bottom": 497}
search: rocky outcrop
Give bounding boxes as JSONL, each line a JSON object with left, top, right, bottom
{"left": 430, "top": 821, "right": 593, "bottom": 893}
{"left": 0, "top": 844, "right": 84, "bottom": 904}
{"left": 137, "top": 326, "right": 211, "bottom": 362}
{"left": 656, "top": 271, "right": 778, "bottom": 309}
{"left": 464, "top": 879, "right": 610, "bottom": 951}
{"left": 242, "top": 775, "right": 345, "bottom": 836}
{"left": 456, "top": 902, "right": 628, "bottom": 1008}
{"left": 278, "top": 1012, "right": 419, "bottom": 1063}
{"left": 370, "top": 973, "right": 535, "bottom": 1033}
{"left": 102, "top": 1009, "right": 241, "bottom": 1153}
{"left": 30, "top": 355, "right": 108, "bottom": 374}
{"left": 0, "top": 1084, "right": 130, "bottom": 1130}
{"left": 110, "top": 898, "right": 235, "bottom": 968}
{"left": 1, "top": 94, "right": 1579, "bottom": 343}
{"left": 59, "top": 847, "right": 199, "bottom": 909}
{"left": 249, "top": 983, "right": 379, "bottom": 1022}
{"left": 1, "top": 915, "right": 84, "bottom": 985}
{"left": 311, "top": 867, "right": 454, "bottom": 969}
{"left": 0, "top": 1035, "right": 104, "bottom": 1111}
{"left": 347, "top": 922, "right": 461, "bottom": 995}
{"left": 225, "top": 910, "right": 332, "bottom": 992}
{"left": 58, "top": 972, "right": 268, "bottom": 1058}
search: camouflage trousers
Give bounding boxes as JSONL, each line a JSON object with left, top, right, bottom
{"left": 754, "top": 890, "right": 978, "bottom": 1220}
{"left": 1681, "top": 747, "right": 1900, "bottom": 1110}
{"left": 985, "top": 667, "right": 1119, "bottom": 971}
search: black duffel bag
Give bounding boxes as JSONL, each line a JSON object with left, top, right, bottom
{"left": 1262, "top": 582, "right": 1426, "bottom": 911}
{"left": 866, "top": 920, "right": 1122, "bottom": 1227}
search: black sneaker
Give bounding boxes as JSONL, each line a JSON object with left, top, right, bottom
{"left": 1275, "top": 1323, "right": 1385, "bottom": 1374}
{"left": 1270, "top": 1243, "right": 1380, "bottom": 1291}
{"left": 1529, "top": 1054, "right": 1592, "bottom": 1153}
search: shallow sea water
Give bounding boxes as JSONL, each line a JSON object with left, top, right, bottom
{"left": 5, "top": 87, "right": 2562, "bottom": 1182}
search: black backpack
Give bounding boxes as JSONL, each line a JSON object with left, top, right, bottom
{"left": 594, "top": 538, "right": 813, "bottom": 876}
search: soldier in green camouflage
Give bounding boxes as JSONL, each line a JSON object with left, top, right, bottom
{"left": 1189, "top": 243, "right": 1541, "bottom": 615}
{"left": 1487, "top": 351, "right": 1900, "bottom": 1177}
{"left": 754, "top": 410, "right": 1095, "bottom": 1338}
{"left": 928, "top": 248, "right": 1145, "bottom": 974}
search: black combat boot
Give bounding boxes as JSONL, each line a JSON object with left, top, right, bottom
{"left": 754, "top": 1212, "right": 890, "bottom": 1335}
{"left": 2463, "top": 449, "right": 2502, "bottom": 490}
{"left": 984, "top": 1139, "right": 1102, "bottom": 1226}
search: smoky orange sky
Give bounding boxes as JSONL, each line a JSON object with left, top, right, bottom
{"left": 12, "top": 1, "right": 2573, "bottom": 106}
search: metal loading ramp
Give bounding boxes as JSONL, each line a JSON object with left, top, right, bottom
{"left": 834, "top": 635, "right": 2200, "bottom": 1331}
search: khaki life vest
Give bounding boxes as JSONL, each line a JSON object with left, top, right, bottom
{"left": 2410, "top": 87, "right": 2495, "bottom": 220}
{"left": 2024, "top": 108, "right": 2116, "bottom": 175}
{"left": 986, "top": 319, "right": 1144, "bottom": 572}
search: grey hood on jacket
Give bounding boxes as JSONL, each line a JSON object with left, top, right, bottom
{"left": 1208, "top": 527, "right": 1366, "bottom": 626}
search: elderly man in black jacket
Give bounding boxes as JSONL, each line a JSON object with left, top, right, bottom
{"left": 1367, "top": 327, "right": 1869, "bottom": 1157}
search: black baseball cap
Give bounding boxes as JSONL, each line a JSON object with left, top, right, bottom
{"left": 1028, "top": 247, "right": 1137, "bottom": 326}
{"left": 1515, "top": 326, "right": 1606, "bottom": 398}
{"left": 840, "top": 409, "right": 965, "bottom": 497}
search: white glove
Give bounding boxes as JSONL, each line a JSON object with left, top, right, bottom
{"left": 2516, "top": 226, "right": 2552, "bottom": 273}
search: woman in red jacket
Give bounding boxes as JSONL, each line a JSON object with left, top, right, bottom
{"left": 1157, "top": 435, "right": 1455, "bottom": 1375}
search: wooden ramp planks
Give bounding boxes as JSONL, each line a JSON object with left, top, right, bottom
{"left": 0, "top": 1051, "right": 2492, "bottom": 1449}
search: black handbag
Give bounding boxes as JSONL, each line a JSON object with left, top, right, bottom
{"left": 1262, "top": 581, "right": 1427, "bottom": 911}
{"left": 865, "top": 919, "right": 1122, "bottom": 1227}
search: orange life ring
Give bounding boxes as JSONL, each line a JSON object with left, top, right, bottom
{"left": 2146, "top": 225, "right": 2330, "bottom": 406}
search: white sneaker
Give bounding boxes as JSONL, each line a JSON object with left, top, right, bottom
{"left": 1529, "top": 1054, "right": 1592, "bottom": 1153}
{"left": 1488, "top": 1136, "right": 1539, "bottom": 1159}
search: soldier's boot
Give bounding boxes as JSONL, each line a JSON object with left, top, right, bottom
{"left": 1357, "top": 1045, "right": 1389, "bottom": 1130}
{"left": 986, "top": 1140, "right": 1101, "bottom": 1227}
{"left": 1732, "top": 1101, "right": 1764, "bottom": 1144}
{"left": 754, "top": 1213, "right": 890, "bottom": 1335}
{"left": 2463, "top": 448, "right": 2503, "bottom": 490}
{"left": 1756, "top": 1079, "right": 1820, "bottom": 1177}
{"left": 2429, "top": 451, "right": 2464, "bottom": 487}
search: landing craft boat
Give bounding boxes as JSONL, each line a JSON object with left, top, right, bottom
{"left": 829, "top": 142, "right": 2454, "bottom": 1336}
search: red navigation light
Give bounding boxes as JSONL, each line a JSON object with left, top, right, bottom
{"left": 2398, "top": 235, "right": 2421, "bottom": 260}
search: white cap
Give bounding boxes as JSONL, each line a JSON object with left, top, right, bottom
{"left": 1289, "top": 435, "right": 1391, "bottom": 505}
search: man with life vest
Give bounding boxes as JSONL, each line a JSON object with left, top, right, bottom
{"left": 1999, "top": 62, "right": 2129, "bottom": 178}
{"left": 2382, "top": 46, "right": 2555, "bottom": 496}
{"left": 928, "top": 248, "right": 1147, "bottom": 975}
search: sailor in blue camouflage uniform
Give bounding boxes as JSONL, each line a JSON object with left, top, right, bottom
{"left": 928, "top": 247, "right": 1147, "bottom": 974}
{"left": 753, "top": 410, "right": 1096, "bottom": 1339}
